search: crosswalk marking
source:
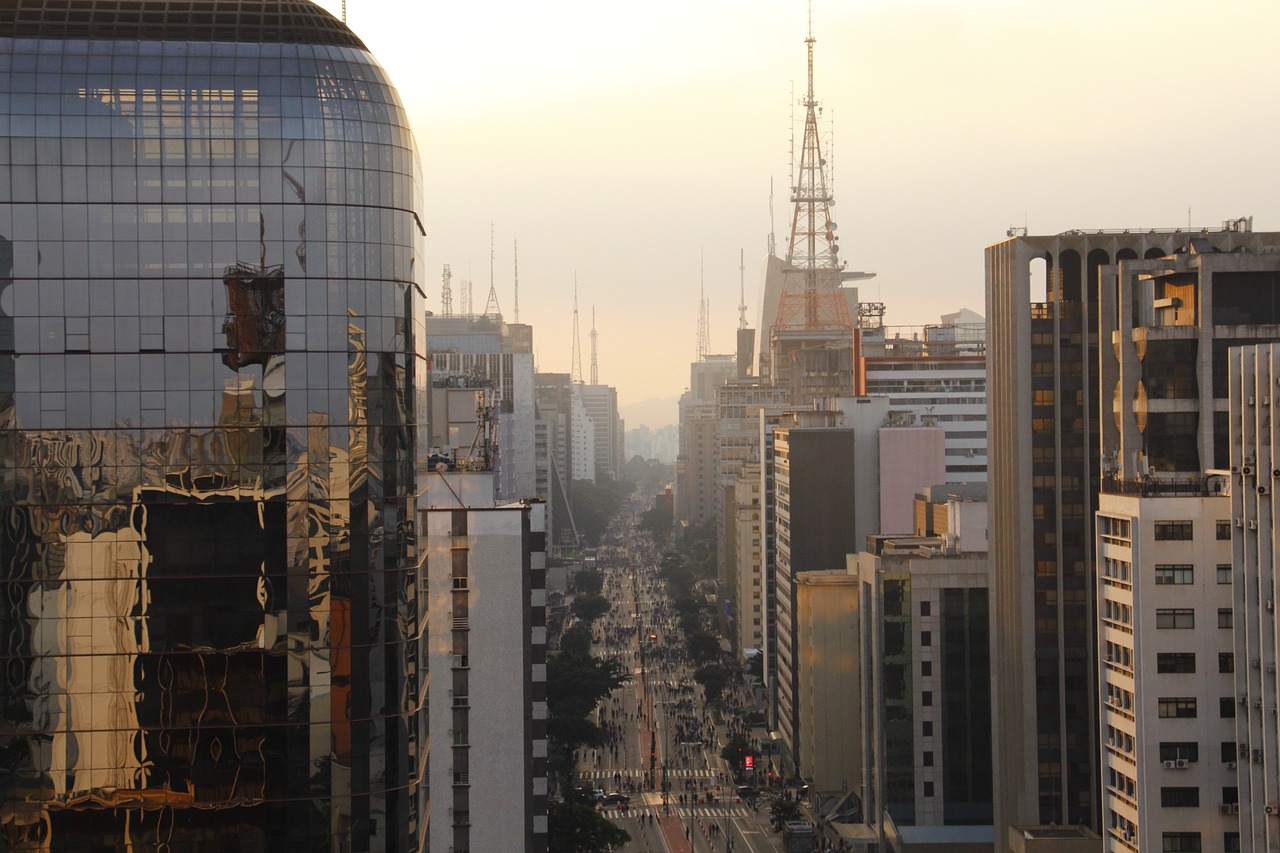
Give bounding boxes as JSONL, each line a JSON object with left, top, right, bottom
{"left": 672, "top": 806, "right": 751, "bottom": 818}
{"left": 578, "top": 769, "right": 722, "bottom": 781}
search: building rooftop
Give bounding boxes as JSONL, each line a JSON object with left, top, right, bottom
{"left": 0, "top": 0, "right": 366, "bottom": 49}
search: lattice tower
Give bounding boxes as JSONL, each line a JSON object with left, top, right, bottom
{"left": 570, "top": 278, "right": 583, "bottom": 384}
{"left": 441, "top": 264, "right": 453, "bottom": 316}
{"left": 589, "top": 307, "right": 598, "bottom": 386}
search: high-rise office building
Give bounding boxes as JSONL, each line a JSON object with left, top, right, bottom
{"left": 0, "top": 3, "right": 427, "bottom": 849}
{"left": 987, "top": 222, "right": 1278, "bottom": 841}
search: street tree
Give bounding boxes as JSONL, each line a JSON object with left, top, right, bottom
{"left": 769, "top": 797, "right": 804, "bottom": 833}
{"left": 548, "top": 800, "right": 630, "bottom": 852}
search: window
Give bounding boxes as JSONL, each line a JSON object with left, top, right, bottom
{"left": 1217, "top": 521, "right": 1232, "bottom": 540}
{"left": 921, "top": 660, "right": 932, "bottom": 677}
{"left": 1220, "top": 697, "right": 1236, "bottom": 719}
{"left": 452, "top": 576, "right": 468, "bottom": 590}
{"left": 1162, "top": 832, "right": 1201, "bottom": 852}
{"left": 1222, "top": 786, "right": 1239, "bottom": 805}
{"left": 922, "top": 691, "right": 933, "bottom": 707}
{"left": 920, "top": 600, "right": 931, "bottom": 617}
{"left": 922, "top": 721, "right": 933, "bottom": 737}
{"left": 1155, "top": 521, "right": 1194, "bottom": 541}
{"left": 1220, "top": 653, "right": 1235, "bottom": 673}
{"left": 1155, "top": 564, "right": 1194, "bottom": 585}
{"left": 1222, "top": 742, "right": 1238, "bottom": 763}
{"left": 920, "top": 630, "right": 932, "bottom": 647}
{"left": 1159, "top": 743, "right": 1198, "bottom": 763}
{"left": 1158, "top": 698, "right": 1197, "bottom": 718}
{"left": 1219, "top": 609, "right": 1233, "bottom": 629}
{"left": 1160, "top": 787, "right": 1199, "bottom": 808}
{"left": 922, "top": 781, "right": 934, "bottom": 797}
{"left": 1218, "top": 564, "right": 1233, "bottom": 584}
{"left": 922, "top": 751, "right": 934, "bottom": 767}
{"left": 1156, "top": 609, "right": 1195, "bottom": 629}
{"left": 1225, "top": 833, "right": 1241, "bottom": 853}
{"left": 1157, "top": 653, "right": 1196, "bottom": 673}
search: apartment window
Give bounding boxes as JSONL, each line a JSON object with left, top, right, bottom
{"left": 920, "top": 630, "right": 931, "bottom": 647}
{"left": 920, "top": 601, "right": 931, "bottom": 617}
{"left": 1219, "top": 609, "right": 1233, "bottom": 629}
{"left": 1225, "top": 833, "right": 1241, "bottom": 853}
{"left": 452, "top": 576, "right": 468, "bottom": 590}
{"left": 1159, "top": 743, "right": 1198, "bottom": 763}
{"left": 1155, "top": 565, "right": 1194, "bottom": 585}
{"left": 921, "top": 660, "right": 932, "bottom": 677}
{"left": 1158, "top": 698, "right": 1197, "bottom": 718}
{"left": 1216, "top": 521, "right": 1232, "bottom": 540}
{"left": 1155, "top": 521, "right": 1194, "bottom": 541}
{"left": 1162, "top": 832, "right": 1201, "bottom": 852}
{"left": 1218, "top": 564, "right": 1233, "bottom": 584}
{"left": 1157, "top": 653, "right": 1196, "bottom": 673}
{"left": 1160, "top": 787, "right": 1200, "bottom": 808}
{"left": 1222, "top": 742, "right": 1238, "bottom": 763}
{"left": 1220, "top": 698, "right": 1236, "bottom": 719}
{"left": 922, "top": 781, "right": 935, "bottom": 797}
{"left": 922, "top": 721, "right": 933, "bottom": 737}
{"left": 922, "top": 691, "right": 933, "bottom": 707}
{"left": 922, "top": 751, "right": 934, "bottom": 767}
{"left": 1156, "top": 609, "right": 1195, "bottom": 629}
{"left": 1223, "top": 786, "right": 1239, "bottom": 805}
{"left": 1220, "top": 653, "right": 1235, "bottom": 673}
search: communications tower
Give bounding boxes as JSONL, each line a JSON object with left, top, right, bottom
{"left": 766, "top": 6, "right": 873, "bottom": 401}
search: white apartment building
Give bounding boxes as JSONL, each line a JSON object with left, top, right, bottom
{"left": 1096, "top": 487, "right": 1237, "bottom": 853}
{"left": 734, "top": 460, "right": 765, "bottom": 654}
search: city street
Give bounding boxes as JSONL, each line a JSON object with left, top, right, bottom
{"left": 575, "top": 510, "right": 786, "bottom": 853}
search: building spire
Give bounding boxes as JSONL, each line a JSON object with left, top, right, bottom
{"left": 513, "top": 238, "right": 520, "bottom": 323}
{"left": 697, "top": 252, "right": 710, "bottom": 360}
{"left": 738, "top": 248, "right": 748, "bottom": 330}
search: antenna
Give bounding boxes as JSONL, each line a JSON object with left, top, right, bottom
{"left": 768, "top": 177, "right": 777, "bottom": 256}
{"left": 738, "top": 248, "right": 748, "bottom": 330}
{"left": 589, "top": 307, "right": 599, "bottom": 386}
{"left": 697, "top": 252, "right": 710, "bottom": 360}
{"left": 484, "top": 222, "right": 502, "bottom": 317}
{"left": 342, "top": 0, "right": 347, "bottom": 24}
{"left": 513, "top": 239, "right": 520, "bottom": 323}
{"left": 441, "top": 264, "right": 453, "bottom": 316}
{"left": 570, "top": 275, "right": 583, "bottom": 384}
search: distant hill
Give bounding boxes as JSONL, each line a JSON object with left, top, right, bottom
{"left": 619, "top": 396, "right": 678, "bottom": 429}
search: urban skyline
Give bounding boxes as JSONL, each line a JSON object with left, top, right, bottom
{"left": 316, "top": 0, "right": 1280, "bottom": 413}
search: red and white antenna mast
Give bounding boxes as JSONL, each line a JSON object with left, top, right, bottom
{"left": 771, "top": 3, "right": 853, "bottom": 333}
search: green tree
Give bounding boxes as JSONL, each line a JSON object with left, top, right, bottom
{"left": 720, "top": 733, "right": 757, "bottom": 772}
{"left": 693, "top": 663, "right": 728, "bottom": 706}
{"left": 574, "top": 567, "right": 603, "bottom": 595}
{"left": 769, "top": 797, "right": 804, "bottom": 833}
{"left": 571, "top": 592, "right": 612, "bottom": 624}
{"left": 548, "top": 800, "right": 631, "bottom": 852}
{"left": 686, "top": 630, "right": 720, "bottom": 665}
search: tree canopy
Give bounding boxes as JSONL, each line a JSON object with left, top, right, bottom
{"left": 571, "top": 592, "right": 612, "bottom": 624}
{"left": 548, "top": 799, "right": 631, "bottom": 853}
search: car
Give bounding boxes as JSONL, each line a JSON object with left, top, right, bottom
{"left": 601, "top": 793, "right": 631, "bottom": 807}
{"left": 735, "top": 785, "right": 757, "bottom": 799}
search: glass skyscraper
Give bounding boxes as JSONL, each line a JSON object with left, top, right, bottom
{"left": 0, "top": 2, "right": 428, "bottom": 850}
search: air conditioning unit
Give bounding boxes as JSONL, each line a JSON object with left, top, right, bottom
{"left": 1266, "top": 803, "right": 1278, "bottom": 815}
{"left": 1232, "top": 803, "right": 1241, "bottom": 814}
{"left": 1163, "top": 759, "right": 1178, "bottom": 769}
{"left": 1228, "top": 762, "right": 1237, "bottom": 770}
{"left": 1175, "top": 758, "right": 1190, "bottom": 769}
{"left": 1221, "top": 803, "right": 1234, "bottom": 814}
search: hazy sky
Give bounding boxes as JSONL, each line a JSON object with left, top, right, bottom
{"left": 316, "top": 0, "right": 1280, "bottom": 424}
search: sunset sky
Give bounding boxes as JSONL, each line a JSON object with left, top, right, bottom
{"left": 318, "top": 0, "right": 1280, "bottom": 424}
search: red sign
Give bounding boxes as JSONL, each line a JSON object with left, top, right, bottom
{"left": 744, "top": 755, "right": 754, "bottom": 769}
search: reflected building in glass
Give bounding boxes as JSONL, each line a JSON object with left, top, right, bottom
{"left": 0, "top": 2, "right": 428, "bottom": 850}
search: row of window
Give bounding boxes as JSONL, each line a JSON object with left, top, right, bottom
{"left": 1156, "top": 608, "right": 1233, "bottom": 629}
{"left": 1157, "top": 698, "right": 1241, "bottom": 719}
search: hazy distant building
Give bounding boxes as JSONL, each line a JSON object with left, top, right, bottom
{"left": 986, "top": 220, "right": 1280, "bottom": 841}
{"left": 734, "top": 460, "right": 766, "bottom": 655}
{"left": 675, "top": 355, "right": 736, "bottom": 526}
{"left": 535, "top": 372, "right": 578, "bottom": 550}
{"left": 427, "top": 314, "right": 537, "bottom": 501}
{"left": 574, "top": 382, "right": 623, "bottom": 482}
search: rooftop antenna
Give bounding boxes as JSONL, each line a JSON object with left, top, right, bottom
{"left": 697, "top": 251, "right": 710, "bottom": 360}
{"left": 441, "top": 264, "right": 453, "bottom": 316}
{"left": 513, "top": 238, "right": 520, "bottom": 323}
{"left": 484, "top": 221, "right": 502, "bottom": 317}
{"left": 589, "top": 307, "right": 599, "bottom": 386}
{"left": 768, "top": 177, "right": 777, "bottom": 256}
{"left": 342, "top": 0, "right": 347, "bottom": 24}
{"left": 570, "top": 275, "right": 584, "bottom": 384}
{"left": 738, "top": 248, "right": 748, "bottom": 330}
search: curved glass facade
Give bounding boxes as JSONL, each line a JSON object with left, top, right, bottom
{"left": 0, "top": 5, "right": 428, "bottom": 850}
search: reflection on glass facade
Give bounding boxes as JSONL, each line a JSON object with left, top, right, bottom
{"left": 0, "top": 2, "right": 428, "bottom": 850}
